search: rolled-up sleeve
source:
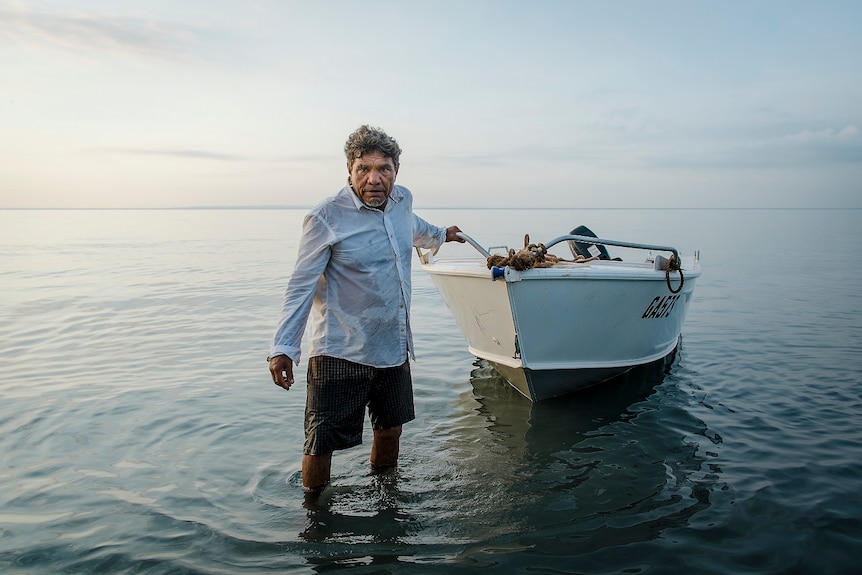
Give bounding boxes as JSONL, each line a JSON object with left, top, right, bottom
{"left": 412, "top": 214, "right": 446, "bottom": 251}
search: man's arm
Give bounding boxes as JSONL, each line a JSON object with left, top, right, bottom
{"left": 412, "top": 214, "right": 464, "bottom": 250}
{"left": 268, "top": 213, "right": 333, "bottom": 390}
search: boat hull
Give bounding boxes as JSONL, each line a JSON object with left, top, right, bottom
{"left": 422, "top": 257, "right": 700, "bottom": 401}
{"left": 489, "top": 361, "right": 634, "bottom": 401}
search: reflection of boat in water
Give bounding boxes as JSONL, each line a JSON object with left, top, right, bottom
{"left": 451, "top": 346, "right": 721, "bottom": 558}
{"left": 467, "top": 350, "right": 678, "bottom": 450}
{"left": 433, "top": 349, "right": 683, "bottom": 526}
{"left": 419, "top": 227, "right": 701, "bottom": 401}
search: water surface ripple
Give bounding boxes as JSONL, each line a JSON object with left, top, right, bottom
{"left": 1, "top": 208, "right": 860, "bottom": 574}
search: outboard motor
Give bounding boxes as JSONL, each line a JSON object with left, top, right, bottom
{"left": 568, "top": 225, "right": 612, "bottom": 260}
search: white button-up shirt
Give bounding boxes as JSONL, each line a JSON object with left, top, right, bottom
{"left": 269, "top": 184, "right": 446, "bottom": 367}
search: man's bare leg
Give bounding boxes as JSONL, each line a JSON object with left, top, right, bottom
{"left": 302, "top": 453, "right": 332, "bottom": 494}
{"left": 370, "top": 425, "right": 402, "bottom": 469}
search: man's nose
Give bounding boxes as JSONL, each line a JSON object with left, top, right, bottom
{"left": 367, "top": 170, "right": 381, "bottom": 183}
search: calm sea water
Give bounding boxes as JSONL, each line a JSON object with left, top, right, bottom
{"left": 1, "top": 208, "right": 861, "bottom": 574}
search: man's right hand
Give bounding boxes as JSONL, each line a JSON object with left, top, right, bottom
{"left": 269, "top": 355, "right": 294, "bottom": 390}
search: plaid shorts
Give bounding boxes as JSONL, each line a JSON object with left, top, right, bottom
{"left": 303, "top": 355, "right": 415, "bottom": 456}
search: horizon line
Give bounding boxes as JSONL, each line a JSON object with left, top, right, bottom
{"left": 0, "top": 206, "right": 859, "bottom": 211}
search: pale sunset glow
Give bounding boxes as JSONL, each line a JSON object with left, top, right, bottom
{"left": 1, "top": 1, "right": 860, "bottom": 208}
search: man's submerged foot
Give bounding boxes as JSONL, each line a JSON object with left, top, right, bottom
{"left": 302, "top": 482, "right": 329, "bottom": 508}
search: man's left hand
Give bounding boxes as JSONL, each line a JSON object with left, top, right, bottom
{"left": 445, "top": 226, "right": 465, "bottom": 243}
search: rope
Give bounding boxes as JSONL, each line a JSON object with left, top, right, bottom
{"left": 486, "top": 234, "right": 597, "bottom": 271}
{"left": 665, "top": 253, "right": 685, "bottom": 294}
{"left": 485, "top": 234, "right": 685, "bottom": 295}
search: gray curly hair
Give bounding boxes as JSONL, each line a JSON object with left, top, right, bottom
{"left": 344, "top": 125, "right": 402, "bottom": 171}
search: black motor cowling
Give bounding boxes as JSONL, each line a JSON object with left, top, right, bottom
{"left": 568, "top": 225, "right": 611, "bottom": 260}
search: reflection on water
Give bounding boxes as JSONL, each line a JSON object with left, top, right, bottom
{"left": 437, "top": 348, "right": 725, "bottom": 568}
{"left": 467, "top": 352, "right": 676, "bottom": 452}
{"left": 298, "top": 469, "right": 419, "bottom": 545}
{"left": 285, "top": 356, "right": 684, "bottom": 558}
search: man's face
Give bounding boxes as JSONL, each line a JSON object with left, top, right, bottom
{"left": 348, "top": 151, "right": 398, "bottom": 209}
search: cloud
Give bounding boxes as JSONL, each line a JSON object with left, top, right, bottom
{"left": 642, "top": 122, "right": 862, "bottom": 171}
{"left": 0, "top": 6, "right": 197, "bottom": 59}
{"left": 108, "top": 148, "right": 246, "bottom": 161}
{"left": 418, "top": 153, "right": 508, "bottom": 168}
{"left": 784, "top": 125, "right": 858, "bottom": 143}
{"left": 94, "top": 147, "right": 333, "bottom": 165}
{"left": 777, "top": 125, "right": 862, "bottom": 165}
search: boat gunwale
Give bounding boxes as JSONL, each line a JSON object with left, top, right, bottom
{"left": 420, "top": 257, "right": 702, "bottom": 282}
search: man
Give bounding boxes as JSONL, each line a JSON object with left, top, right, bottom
{"left": 268, "top": 125, "right": 463, "bottom": 497}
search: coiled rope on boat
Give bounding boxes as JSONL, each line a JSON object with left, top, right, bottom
{"left": 485, "top": 234, "right": 597, "bottom": 271}
{"left": 486, "top": 233, "right": 685, "bottom": 295}
{"left": 665, "top": 253, "right": 684, "bottom": 294}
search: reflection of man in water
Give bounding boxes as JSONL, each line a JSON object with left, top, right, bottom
{"left": 268, "top": 125, "right": 463, "bottom": 499}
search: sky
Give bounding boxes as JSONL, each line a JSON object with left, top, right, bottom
{"left": 1, "top": 0, "right": 860, "bottom": 208}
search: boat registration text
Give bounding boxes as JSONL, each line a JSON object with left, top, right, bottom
{"left": 641, "top": 294, "right": 681, "bottom": 319}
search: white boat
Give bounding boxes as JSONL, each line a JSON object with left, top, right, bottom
{"left": 417, "top": 228, "right": 701, "bottom": 401}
